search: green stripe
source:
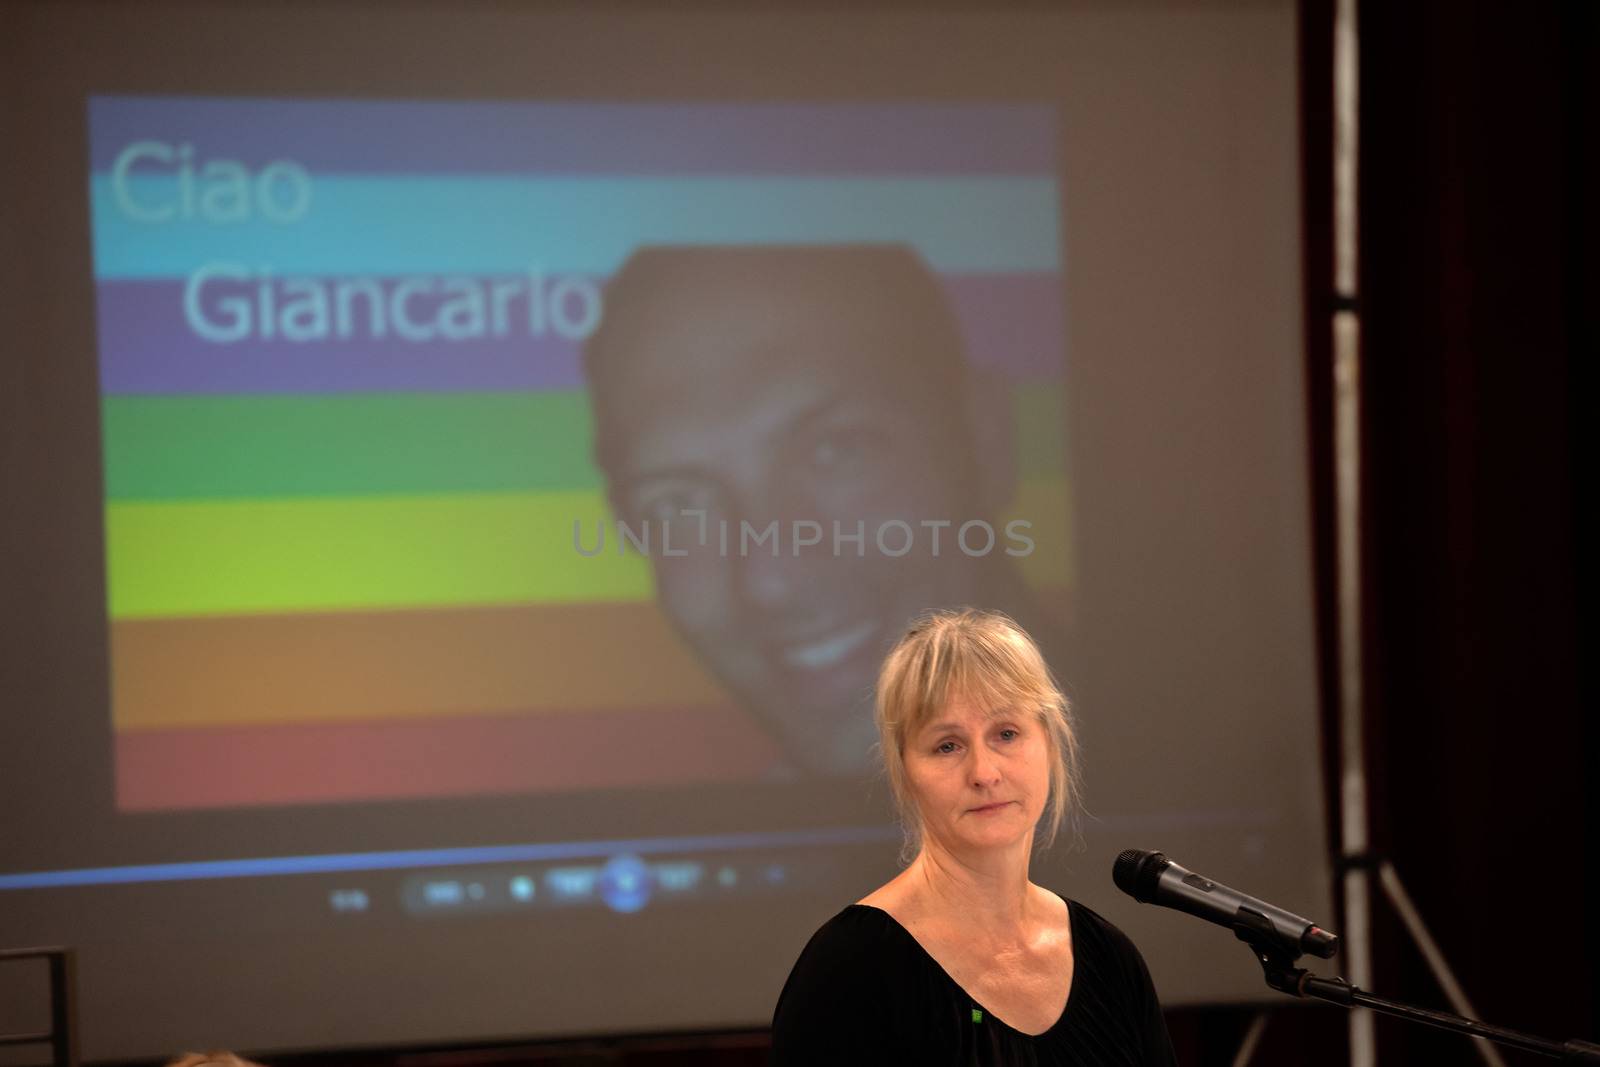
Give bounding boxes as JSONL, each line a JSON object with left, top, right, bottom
{"left": 106, "top": 490, "right": 651, "bottom": 619}
{"left": 104, "top": 387, "right": 1065, "bottom": 501}
{"left": 103, "top": 392, "right": 602, "bottom": 500}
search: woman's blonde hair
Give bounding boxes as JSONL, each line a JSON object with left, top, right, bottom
{"left": 163, "top": 1054, "right": 264, "bottom": 1067}
{"left": 875, "top": 608, "right": 1080, "bottom": 858}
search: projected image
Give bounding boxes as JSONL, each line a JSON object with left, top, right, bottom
{"left": 585, "top": 246, "right": 1069, "bottom": 774}
{"left": 91, "top": 96, "right": 1070, "bottom": 810}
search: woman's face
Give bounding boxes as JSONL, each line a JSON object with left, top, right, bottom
{"left": 902, "top": 693, "right": 1053, "bottom": 856}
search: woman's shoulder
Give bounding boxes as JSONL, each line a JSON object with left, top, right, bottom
{"left": 1057, "top": 897, "right": 1179, "bottom": 1064}
{"left": 1063, "top": 898, "right": 1135, "bottom": 949}
{"left": 1061, "top": 898, "right": 1162, "bottom": 990}
{"left": 788, "top": 903, "right": 914, "bottom": 974}
{"left": 771, "top": 905, "right": 929, "bottom": 1059}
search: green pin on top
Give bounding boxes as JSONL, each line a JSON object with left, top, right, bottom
{"left": 971, "top": 1008, "right": 984, "bottom": 1024}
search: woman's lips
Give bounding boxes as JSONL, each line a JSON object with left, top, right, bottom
{"left": 968, "top": 801, "right": 1016, "bottom": 814}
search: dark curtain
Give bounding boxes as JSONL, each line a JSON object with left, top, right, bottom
{"left": 1346, "top": 0, "right": 1594, "bottom": 1062}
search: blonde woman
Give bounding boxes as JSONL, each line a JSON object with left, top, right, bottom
{"left": 772, "top": 609, "right": 1176, "bottom": 1065}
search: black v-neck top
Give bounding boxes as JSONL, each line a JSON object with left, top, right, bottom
{"left": 771, "top": 899, "right": 1178, "bottom": 1066}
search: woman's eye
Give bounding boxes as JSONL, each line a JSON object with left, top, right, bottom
{"left": 935, "top": 741, "right": 958, "bottom": 754}
{"left": 998, "top": 728, "right": 1019, "bottom": 742}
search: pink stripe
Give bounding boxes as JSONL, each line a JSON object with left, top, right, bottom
{"left": 116, "top": 706, "right": 783, "bottom": 812}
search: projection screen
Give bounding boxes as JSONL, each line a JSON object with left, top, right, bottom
{"left": 0, "top": 1, "right": 1328, "bottom": 1060}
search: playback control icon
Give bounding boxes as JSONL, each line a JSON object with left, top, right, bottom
{"left": 599, "top": 855, "right": 652, "bottom": 913}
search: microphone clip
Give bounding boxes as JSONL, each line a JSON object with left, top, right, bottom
{"left": 1231, "top": 906, "right": 1355, "bottom": 1003}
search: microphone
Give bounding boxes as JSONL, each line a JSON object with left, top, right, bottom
{"left": 1113, "top": 849, "right": 1339, "bottom": 960}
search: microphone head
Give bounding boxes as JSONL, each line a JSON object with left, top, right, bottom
{"left": 1112, "top": 849, "right": 1169, "bottom": 903}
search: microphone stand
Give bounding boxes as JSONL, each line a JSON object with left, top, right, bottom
{"left": 1233, "top": 925, "right": 1600, "bottom": 1064}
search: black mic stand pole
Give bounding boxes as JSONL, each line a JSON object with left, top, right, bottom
{"left": 1232, "top": 923, "right": 1600, "bottom": 1064}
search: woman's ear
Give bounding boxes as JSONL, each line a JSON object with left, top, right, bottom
{"left": 964, "top": 367, "right": 1021, "bottom": 517}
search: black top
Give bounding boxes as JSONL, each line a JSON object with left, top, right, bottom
{"left": 771, "top": 899, "right": 1178, "bottom": 1066}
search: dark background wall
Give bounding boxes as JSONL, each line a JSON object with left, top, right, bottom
{"left": 1266, "top": 0, "right": 1596, "bottom": 1064}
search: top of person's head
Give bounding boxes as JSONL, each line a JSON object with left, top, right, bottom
{"left": 581, "top": 243, "right": 974, "bottom": 473}
{"left": 874, "top": 607, "right": 1080, "bottom": 856}
{"left": 163, "top": 1053, "right": 264, "bottom": 1067}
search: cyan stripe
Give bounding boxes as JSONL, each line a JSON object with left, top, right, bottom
{"left": 90, "top": 174, "right": 1061, "bottom": 279}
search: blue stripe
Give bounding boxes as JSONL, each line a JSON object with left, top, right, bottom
{"left": 0, "top": 825, "right": 899, "bottom": 891}
{"left": 89, "top": 175, "right": 1061, "bottom": 279}
{"left": 0, "top": 808, "right": 1283, "bottom": 891}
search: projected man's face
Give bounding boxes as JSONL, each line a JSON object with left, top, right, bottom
{"left": 592, "top": 273, "right": 995, "bottom": 774}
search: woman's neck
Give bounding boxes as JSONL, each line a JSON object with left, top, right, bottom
{"left": 900, "top": 837, "right": 1041, "bottom": 942}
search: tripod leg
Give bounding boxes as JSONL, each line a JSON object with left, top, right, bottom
{"left": 1378, "top": 861, "right": 1508, "bottom": 1067}
{"left": 1229, "top": 1009, "right": 1271, "bottom": 1067}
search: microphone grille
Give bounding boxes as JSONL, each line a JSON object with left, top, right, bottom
{"left": 1112, "top": 849, "right": 1168, "bottom": 903}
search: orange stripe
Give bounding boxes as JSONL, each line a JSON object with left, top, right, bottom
{"left": 115, "top": 705, "right": 783, "bottom": 812}
{"left": 111, "top": 602, "right": 728, "bottom": 731}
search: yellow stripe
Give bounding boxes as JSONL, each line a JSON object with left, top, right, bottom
{"left": 1002, "top": 479, "right": 1073, "bottom": 589}
{"left": 107, "top": 490, "right": 650, "bottom": 619}
{"left": 106, "top": 480, "right": 1071, "bottom": 620}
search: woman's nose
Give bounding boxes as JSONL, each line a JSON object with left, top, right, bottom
{"left": 968, "top": 746, "right": 1002, "bottom": 786}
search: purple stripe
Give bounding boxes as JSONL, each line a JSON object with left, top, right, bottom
{"left": 948, "top": 274, "right": 1066, "bottom": 380}
{"left": 89, "top": 97, "right": 1055, "bottom": 176}
{"left": 95, "top": 274, "right": 1063, "bottom": 395}
{"left": 95, "top": 277, "right": 585, "bottom": 394}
